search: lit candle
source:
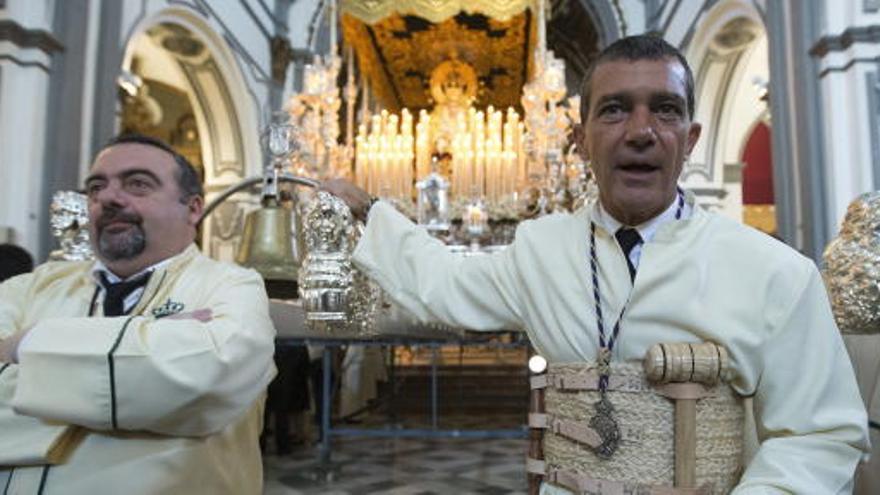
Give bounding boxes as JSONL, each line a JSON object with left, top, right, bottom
{"left": 517, "top": 121, "right": 526, "bottom": 185}
{"left": 355, "top": 130, "right": 365, "bottom": 189}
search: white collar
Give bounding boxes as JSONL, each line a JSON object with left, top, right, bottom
{"left": 90, "top": 255, "right": 176, "bottom": 286}
{"left": 596, "top": 191, "right": 690, "bottom": 244}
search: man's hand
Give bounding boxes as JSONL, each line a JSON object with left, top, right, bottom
{"left": 167, "top": 308, "right": 213, "bottom": 323}
{"left": 321, "top": 179, "right": 374, "bottom": 222}
{"left": 0, "top": 327, "right": 31, "bottom": 364}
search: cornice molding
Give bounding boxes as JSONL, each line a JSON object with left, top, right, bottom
{"left": 0, "top": 19, "right": 64, "bottom": 54}
{"left": 810, "top": 25, "right": 880, "bottom": 57}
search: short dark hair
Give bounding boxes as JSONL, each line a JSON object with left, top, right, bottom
{"left": 0, "top": 244, "right": 34, "bottom": 282}
{"left": 579, "top": 34, "right": 696, "bottom": 121}
{"left": 102, "top": 133, "right": 204, "bottom": 201}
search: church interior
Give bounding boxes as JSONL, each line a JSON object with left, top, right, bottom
{"left": 1, "top": 0, "right": 879, "bottom": 493}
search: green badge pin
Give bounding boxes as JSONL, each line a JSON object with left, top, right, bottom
{"left": 152, "top": 298, "right": 185, "bottom": 319}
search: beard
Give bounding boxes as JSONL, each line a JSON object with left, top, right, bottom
{"left": 95, "top": 209, "right": 147, "bottom": 261}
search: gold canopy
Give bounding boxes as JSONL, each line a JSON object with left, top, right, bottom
{"left": 340, "top": 0, "right": 532, "bottom": 24}
{"left": 341, "top": 2, "right": 537, "bottom": 112}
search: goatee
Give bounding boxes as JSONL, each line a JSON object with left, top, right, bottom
{"left": 96, "top": 209, "right": 146, "bottom": 261}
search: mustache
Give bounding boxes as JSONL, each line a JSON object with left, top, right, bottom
{"left": 96, "top": 208, "right": 142, "bottom": 230}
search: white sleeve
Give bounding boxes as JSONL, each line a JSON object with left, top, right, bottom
{"left": 352, "top": 201, "right": 525, "bottom": 331}
{"left": 733, "top": 267, "right": 869, "bottom": 493}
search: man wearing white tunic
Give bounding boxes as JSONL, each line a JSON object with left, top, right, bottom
{"left": 324, "top": 35, "right": 869, "bottom": 493}
{"left": 0, "top": 135, "right": 276, "bottom": 493}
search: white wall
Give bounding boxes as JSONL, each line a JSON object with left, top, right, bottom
{"left": 0, "top": 0, "right": 57, "bottom": 253}
{"left": 815, "top": 0, "right": 880, "bottom": 233}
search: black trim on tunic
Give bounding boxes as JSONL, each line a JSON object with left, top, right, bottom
{"left": 36, "top": 465, "right": 50, "bottom": 494}
{"left": 108, "top": 316, "right": 136, "bottom": 430}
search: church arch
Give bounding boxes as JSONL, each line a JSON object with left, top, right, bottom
{"left": 120, "top": 7, "right": 261, "bottom": 259}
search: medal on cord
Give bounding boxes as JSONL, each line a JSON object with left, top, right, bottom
{"left": 587, "top": 188, "right": 684, "bottom": 459}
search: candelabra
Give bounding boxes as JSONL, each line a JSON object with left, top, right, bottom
{"left": 287, "top": 53, "right": 345, "bottom": 179}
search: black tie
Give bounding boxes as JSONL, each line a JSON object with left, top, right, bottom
{"left": 99, "top": 272, "right": 152, "bottom": 317}
{"left": 615, "top": 227, "right": 643, "bottom": 282}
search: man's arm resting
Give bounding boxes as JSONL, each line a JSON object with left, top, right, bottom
{"left": 11, "top": 269, "right": 277, "bottom": 437}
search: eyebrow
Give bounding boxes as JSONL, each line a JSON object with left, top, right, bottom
{"left": 651, "top": 93, "right": 687, "bottom": 106}
{"left": 84, "top": 168, "right": 162, "bottom": 187}
{"left": 594, "top": 92, "right": 629, "bottom": 110}
{"left": 84, "top": 173, "right": 105, "bottom": 186}
{"left": 594, "top": 91, "right": 687, "bottom": 109}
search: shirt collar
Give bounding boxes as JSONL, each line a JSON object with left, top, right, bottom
{"left": 91, "top": 254, "right": 176, "bottom": 286}
{"left": 595, "top": 190, "right": 690, "bottom": 244}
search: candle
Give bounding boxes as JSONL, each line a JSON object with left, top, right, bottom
{"left": 355, "top": 130, "right": 365, "bottom": 189}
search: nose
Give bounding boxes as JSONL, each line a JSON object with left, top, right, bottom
{"left": 93, "top": 181, "right": 127, "bottom": 208}
{"left": 624, "top": 106, "right": 656, "bottom": 151}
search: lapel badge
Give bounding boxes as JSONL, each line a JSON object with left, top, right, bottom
{"left": 152, "top": 298, "right": 185, "bottom": 319}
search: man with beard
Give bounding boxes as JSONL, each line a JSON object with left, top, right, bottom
{"left": 323, "top": 35, "right": 869, "bottom": 492}
{"left": 0, "top": 134, "right": 276, "bottom": 493}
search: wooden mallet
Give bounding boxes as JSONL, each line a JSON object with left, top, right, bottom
{"left": 644, "top": 342, "right": 730, "bottom": 489}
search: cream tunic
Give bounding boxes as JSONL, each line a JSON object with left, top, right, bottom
{"left": 353, "top": 199, "right": 869, "bottom": 494}
{"left": 0, "top": 245, "right": 276, "bottom": 494}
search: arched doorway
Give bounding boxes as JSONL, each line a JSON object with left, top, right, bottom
{"left": 683, "top": 1, "right": 770, "bottom": 228}
{"left": 119, "top": 30, "right": 206, "bottom": 178}
{"left": 741, "top": 120, "right": 776, "bottom": 235}
{"left": 120, "top": 9, "right": 260, "bottom": 261}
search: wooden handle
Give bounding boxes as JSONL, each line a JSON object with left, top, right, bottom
{"left": 643, "top": 342, "right": 730, "bottom": 385}
{"left": 674, "top": 398, "right": 697, "bottom": 488}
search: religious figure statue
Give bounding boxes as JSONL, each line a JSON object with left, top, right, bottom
{"left": 428, "top": 57, "right": 478, "bottom": 167}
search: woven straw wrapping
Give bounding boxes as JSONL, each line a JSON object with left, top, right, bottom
{"left": 543, "top": 361, "right": 744, "bottom": 494}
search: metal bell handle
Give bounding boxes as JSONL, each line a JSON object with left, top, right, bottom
{"left": 199, "top": 173, "right": 319, "bottom": 224}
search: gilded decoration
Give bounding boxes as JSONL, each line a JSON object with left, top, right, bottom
{"left": 286, "top": 0, "right": 593, "bottom": 246}
{"left": 823, "top": 191, "right": 880, "bottom": 334}
{"left": 341, "top": 9, "right": 534, "bottom": 111}
{"left": 340, "top": 0, "right": 531, "bottom": 24}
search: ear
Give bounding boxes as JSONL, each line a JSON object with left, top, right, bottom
{"left": 186, "top": 195, "right": 204, "bottom": 226}
{"left": 686, "top": 122, "right": 702, "bottom": 154}
{"left": 573, "top": 124, "right": 591, "bottom": 162}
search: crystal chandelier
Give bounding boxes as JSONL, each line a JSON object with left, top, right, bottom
{"left": 287, "top": 53, "right": 344, "bottom": 179}
{"left": 284, "top": 0, "right": 347, "bottom": 180}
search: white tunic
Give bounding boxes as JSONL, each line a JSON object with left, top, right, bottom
{"left": 353, "top": 197, "right": 870, "bottom": 494}
{"left": 0, "top": 245, "right": 276, "bottom": 494}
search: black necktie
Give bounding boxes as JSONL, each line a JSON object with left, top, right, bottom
{"left": 615, "top": 227, "right": 643, "bottom": 282}
{"left": 99, "top": 272, "right": 152, "bottom": 317}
